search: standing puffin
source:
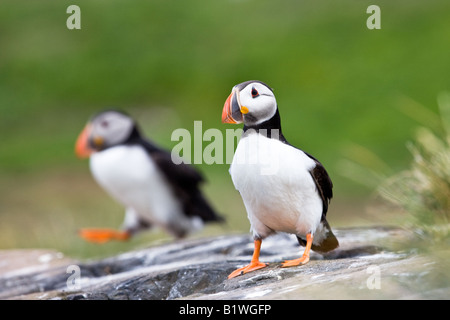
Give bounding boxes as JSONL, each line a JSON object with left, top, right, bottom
{"left": 222, "top": 80, "right": 339, "bottom": 279}
{"left": 75, "top": 110, "right": 223, "bottom": 243}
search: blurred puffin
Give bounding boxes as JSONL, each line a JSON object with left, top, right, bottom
{"left": 75, "top": 110, "right": 223, "bottom": 243}
{"left": 222, "top": 80, "right": 338, "bottom": 279}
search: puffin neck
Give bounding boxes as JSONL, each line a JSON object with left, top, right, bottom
{"left": 124, "top": 126, "right": 161, "bottom": 153}
{"left": 243, "top": 108, "right": 287, "bottom": 143}
{"left": 124, "top": 126, "right": 144, "bottom": 145}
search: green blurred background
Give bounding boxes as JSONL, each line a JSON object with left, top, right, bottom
{"left": 1, "top": 0, "right": 449, "bottom": 259}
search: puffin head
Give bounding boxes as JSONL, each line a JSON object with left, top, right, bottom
{"left": 75, "top": 110, "right": 136, "bottom": 158}
{"left": 222, "top": 80, "right": 277, "bottom": 126}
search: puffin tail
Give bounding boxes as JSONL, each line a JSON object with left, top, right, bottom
{"left": 297, "top": 219, "right": 339, "bottom": 254}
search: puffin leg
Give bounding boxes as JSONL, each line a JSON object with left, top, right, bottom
{"left": 228, "top": 239, "right": 268, "bottom": 279}
{"left": 282, "top": 233, "right": 313, "bottom": 267}
{"left": 79, "top": 228, "right": 130, "bottom": 244}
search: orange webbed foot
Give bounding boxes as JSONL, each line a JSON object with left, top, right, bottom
{"left": 281, "top": 255, "right": 310, "bottom": 268}
{"left": 79, "top": 228, "right": 130, "bottom": 244}
{"left": 228, "top": 261, "right": 268, "bottom": 279}
{"left": 282, "top": 233, "right": 313, "bottom": 268}
{"left": 228, "top": 238, "right": 268, "bottom": 279}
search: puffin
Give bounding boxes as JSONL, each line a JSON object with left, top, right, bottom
{"left": 75, "top": 109, "right": 223, "bottom": 243}
{"left": 222, "top": 80, "right": 339, "bottom": 279}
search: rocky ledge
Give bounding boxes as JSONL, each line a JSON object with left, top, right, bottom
{"left": 0, "top": 226, "right": 448, "bottom": 300}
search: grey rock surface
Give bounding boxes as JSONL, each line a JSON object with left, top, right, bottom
{"left": 0, "top": 226, "right": 448, "bottom": 300}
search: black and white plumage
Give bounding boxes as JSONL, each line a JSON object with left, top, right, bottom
{"left": 75, "top": 110, "right": 222, "bottom": 242}
{"left": 222, "top": 81, "right": 338, "bottom": 278}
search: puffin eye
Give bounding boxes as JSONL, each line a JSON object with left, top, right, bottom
{"left": 251, "top": 87, "right": 259, "bottom": 98}
{"left": 100, "top": 120, "right": 109, "bottom": 128}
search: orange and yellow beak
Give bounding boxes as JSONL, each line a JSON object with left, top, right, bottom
{"left": 222, "top": 88, "right": 247, "bottom": 124}
{"left": 75, "top": 124, "right": 94, "bottom": 158}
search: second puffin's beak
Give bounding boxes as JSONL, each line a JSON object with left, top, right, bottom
{"left": 222, "top": 88, "right": 244, "bottom": 124}
{"left": 75, "top": 124, "right": 94, "bottom": 158}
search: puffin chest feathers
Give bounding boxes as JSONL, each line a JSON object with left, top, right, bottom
{"left": 229, "top": 132, "right": 323, "bottom": 238}
{"left": 89, "top": 145, "right": 182, "bottom": 223}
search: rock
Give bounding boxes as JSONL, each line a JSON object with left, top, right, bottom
{"left": 0, "top": 226, "right": 448, "bottom": 300}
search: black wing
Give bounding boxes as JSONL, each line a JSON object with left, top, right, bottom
{"left": 299, "top": 152, "right": 338, "bottom": 253}
{"left": 139, "top": 138, "right": 223, "bottom": 223}
{"left": 304, "top": 151, "right": 333, "bottom": 220}
{"left": 282, "top": 136, "right": 333, "bottom": 220}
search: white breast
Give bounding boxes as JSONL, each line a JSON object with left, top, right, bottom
{"left": 230, "top": 132, "right": 323, "bottom": 239}
{"left": 89, "top": 145, "right": 183, "bottom": 227}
